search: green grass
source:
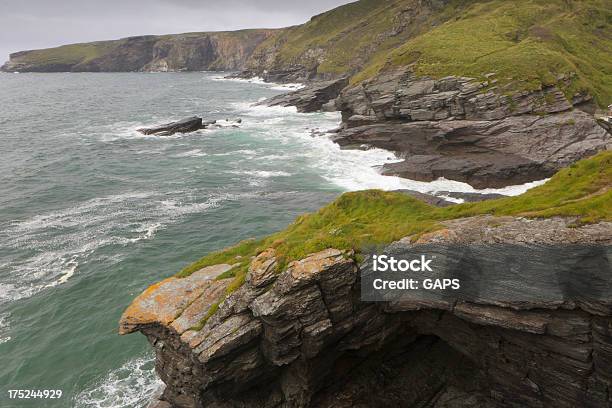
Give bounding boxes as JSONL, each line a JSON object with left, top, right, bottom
{"left": 13, "top": 42, "right": 118, "bottom": 66}
{"left": 250, "top": 0, "right": 611, "bottom": 107}
{"left": 353, "top": 0, "right": 612, "bottom": 106}
{"left": 252, "top": 0, "right": 461, "bottom": 76}
{"left": 177, "top": 152, "right": 612, "bottom": 326}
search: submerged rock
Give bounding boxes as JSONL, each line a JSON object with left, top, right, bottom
{"left": 121, "top": 216, "right": 612, "bottom": 408}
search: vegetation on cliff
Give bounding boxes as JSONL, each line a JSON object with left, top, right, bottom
{"left": 7, "top": 0, "right": 610, "bottom": 106}
{"left": 177, "top": 151, "right": 612, "bottom": 319}
{"left": 2, "top": 29, "right": 277, "bottom": 72}
{"left": 248, "top": 0, "right": 611, "bottom": 106}
{"left": 354, "top": 0, "right": 612, "bottom": 105}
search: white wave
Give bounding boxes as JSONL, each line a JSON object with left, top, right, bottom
{"left": 310, "top": 137, "right": 547, "bottom": 195}
{"left": 231, "top": 102, "right": 546, "bottom": 196}
{"left": 230, "top": 170, "right": 292, "bottom": 178}
{"left": 0, "top": 191, "right": 248, "bottom": 303}
{"left": 74, "top": 356, "right": 163, "bottom": 408}
{"left": 124, "top": 223, "right": 162, "bottom": 244}
{"left": 231, "top": 101, "right": 299, "bottom": 117}
{"left": 211, "top": 75, "right": 304, "bottom": 91}
{"left": 56, "top": 256, "right": 78, "bottom": 285}
{"left": 270, "top": 83, "right": 305, "bottom": 91}
{"left": 0, "top": 312, "right": 11, "bottom": 344}
{"left": 173, "top": 149, "right": 207, "bottom": 158}
{"left": 212, "top": 149, "right": 259, "bottom": 157}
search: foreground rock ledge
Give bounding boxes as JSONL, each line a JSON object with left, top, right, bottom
{"left": 120, "top": 216, "right": 612, "bottom": 408}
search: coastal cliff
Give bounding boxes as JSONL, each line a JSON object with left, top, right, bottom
{"left": 252, "top": 0, "right": 612, "bottom": 188}
{"left": 120, "top": 218, "right": 612, "bottom": 408}
{"left": 120, "top": 152, "right": 612, "bottom": 407}
{"left": 0, "top": 30, "right": 277, "bottom": 72}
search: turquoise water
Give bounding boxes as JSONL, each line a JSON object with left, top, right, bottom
{"left": 0, "top": 72, "right": 540, "bottom": 407}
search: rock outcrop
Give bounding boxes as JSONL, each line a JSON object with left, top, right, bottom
{"left": 254, "top": 66, "right": 609, "bottom": 188}
{"left": 138, "top": 117, "right": 205, "bottom": 136}
{"left": 120, "top": 216, "right": 612, "bottom": 408}
{"left": 261, "top": 77, "right": 348, "bottom": 113}
{"left": 329, "top": 69, "right": 611, "bottom": 188}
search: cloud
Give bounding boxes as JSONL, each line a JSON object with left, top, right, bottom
{"left": 0, "top": 0, "right": 354, "bottom": 62}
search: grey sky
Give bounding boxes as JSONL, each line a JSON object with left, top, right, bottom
{"left": 0, "top": 0, "right": 354, "bottom": 63}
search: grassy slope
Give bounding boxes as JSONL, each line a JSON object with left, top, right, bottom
{"left": 177, "top": 151, "right": 611, "bottom": 329}
{"left": 12, "top": 42, "right": 118, "bottom": 66}
{"left": 254, "top": 0, "right": 611, "bottom": 107}
{"left": 355, "top": 0, "right": 612, "bottom": 106}
{"left": 252, "top": 0, "right": 454, "bottom": 75}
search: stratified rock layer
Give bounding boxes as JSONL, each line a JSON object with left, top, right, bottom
{"left": 261, "top": 77, "right": 348, "bottom": 113}
{"left": 331, "top": 69, "right": 611, "bottom": 188}
{"left": 120, "top": 216, "right": 612, "bottom": 408}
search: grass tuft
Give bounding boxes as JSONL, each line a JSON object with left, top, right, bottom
{"left": 179, "top": 151, "right": 611, "bottom": 283}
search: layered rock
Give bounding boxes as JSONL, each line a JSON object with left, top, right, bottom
{"left": 260, "top": 77, "right": 348, "bottom": 113}
{"left": 138, "top": 117, "right": 205, "bottom": 136}
{"left": 329, "top": 69, "right": 611, "bottom": 188}
{"left": 120, "top": 216, "right": 612, "bottom": 408}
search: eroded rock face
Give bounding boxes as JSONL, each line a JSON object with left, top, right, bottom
{"left": 332, "top": 69, "right": 611, "bottom": 188}
{"left": 261, "top": 77, "right": 349, "bottom": 113}
{"left": 121, "top": 216, "right": 612, "bottom": 408}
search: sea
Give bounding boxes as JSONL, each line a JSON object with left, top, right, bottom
{"left": 0, "top": 72, "right": 544, "bottom": 407}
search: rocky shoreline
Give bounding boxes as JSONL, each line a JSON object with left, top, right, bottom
{"left": 112, "top": 64, "right": 612, "bottom": 407}
{"left": 115, "top": 65, "right": 612, "bottom": 408}
{"left": 256, "top": 69, "right": 611, "bottom": 189}
{"left": 121, "top": 216, "right": 612, "bottom": 408}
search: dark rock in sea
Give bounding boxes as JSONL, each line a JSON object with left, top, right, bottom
{"left": 395, "top": 190, "right": 455, "bottom": 207}
{"left": 261, "top": 77, "right": 349, "bottom": 113}
{"left": 120, "top": 216, "right": 612, "bottom": 408}
{"left": 226, "top": 67, "right": 320, "bottom": 84}
{"left": 395, "top": 190, "right": 504, "bottom": 207}
{"left": 436, "top": 191, "right": 505, "bottom": 202}
{"left": 137, "top": 117, "right": 204, "bottom": 136}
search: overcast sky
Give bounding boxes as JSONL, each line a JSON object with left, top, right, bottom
{"left": 0, "top": 0, "right": 354, "bottom": 63}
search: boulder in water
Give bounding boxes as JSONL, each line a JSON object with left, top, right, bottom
{"left": 137, "top": 116, "right": 204, "bottom": 136}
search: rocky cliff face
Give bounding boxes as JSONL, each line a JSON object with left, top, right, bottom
{"left": 258, "top": 67, "right": 610, "bottom": 189}
{"left": 120, "top": 215, "right": 612, "bottom": 408}
{"left": 1, "top": 30, "right": 277, "bottom": 73}
{"left": 330, "top": 68, "right": 611, "bottom": 188}
{"left": 241, "top": 0, "right": 454, "bottom": 84}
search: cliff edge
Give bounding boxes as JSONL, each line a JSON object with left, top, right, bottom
{"left": 120, "top": 216, "right": 612, "bottom": 408}
{"left": 1, "top": 30, "right": 278, "bottom": 73}
{"left": 120, "top": 152, "right": 612, "bottom": 407}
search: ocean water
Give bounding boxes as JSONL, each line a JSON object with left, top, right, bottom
{"left": 0, "top": 72, "right": 543, "bottom": 407}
